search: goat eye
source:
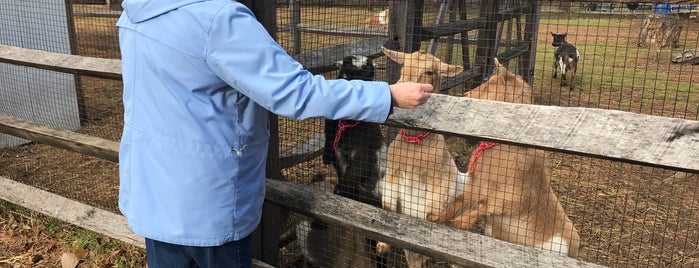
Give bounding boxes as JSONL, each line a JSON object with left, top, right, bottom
{"left": 424, "top": 71, "right": 434, "bottom": 76}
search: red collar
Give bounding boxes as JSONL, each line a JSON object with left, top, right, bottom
{"left": 333, "top": 120, "right": 361, "bottom": 153}
{"left": 467, "top": 141, "right": 499, "bottom": 173}
{"left": 400, "top": 129, "right": 431, "bottom": 144}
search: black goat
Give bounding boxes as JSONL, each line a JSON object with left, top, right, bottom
{"left": 287, "top": 55, "right": 386, "bottom": 268}
{"left": 322, "top": 55, "right": 385, "bottom": 207}
{"left": 551, "top": 32, "right": 580, "bottom": 90}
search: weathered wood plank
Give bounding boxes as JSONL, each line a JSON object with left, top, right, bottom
{"left": 0, "top": 114, "right": 119, "bottom": 162}
{"left": 0, "top": 176, "right": 276, "bottom": 268}
{"left": 419, "top": 18, "right": 484, "bottom": 40}
{"left": 440, "top": 67, "right": 480, "bottom": 91}
{"left": 495, "top": 43, "right": 530, "bottom": 63}
{"left": 278, "top": 133, "right": 325, "bottom": 169}
{"left": 0, "top": 44, "right": 122, "bottom": 80}
{"left": 2, "top": 45, "right": 698, "bottom": 172}
{"left": 73, "top": 9, "right": 122, "bottom": 18}
{"left": 387, "top": 94, "right": 699, "bottom": 172}
{"left": 0, "top": 176, "right": 143, "bottom": 247}
{"left": 265, "top": 179, "right": 606, "bottom": 268}
{"left": 296, "top": 23, "right": 388, "bottom": 37}
{"left": 293, "top": 36, "right": 387, "bottom": 74}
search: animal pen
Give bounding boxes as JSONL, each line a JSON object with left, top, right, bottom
{"left": 1, "top": 0, "right": 698, "bottom": 267}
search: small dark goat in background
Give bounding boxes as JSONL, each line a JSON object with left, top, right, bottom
{"left": 551, "top": 32, "right": 580, "bottom": 90}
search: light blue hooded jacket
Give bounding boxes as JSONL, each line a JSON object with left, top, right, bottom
{"left": 117, "top": 0, "right": 392, "bottom": 246}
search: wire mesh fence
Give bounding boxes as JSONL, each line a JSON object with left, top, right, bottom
{"left": 1, "top": 0, "right": 698, "bottom": 267}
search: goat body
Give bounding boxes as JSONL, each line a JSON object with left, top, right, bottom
{"left": 378, "top": 47, "right": 465, "bottom": 268}
{"left": 551, "top": 32, "right": 580, "bottom": 90}
{"left": 294, "top": 55, "right": 383, "bottom": 268}
{"left": 428, "top": 58, "right": 581, "bottom": 257}
{"left": 323, "top": 55, "right": 384, "bottom": 206}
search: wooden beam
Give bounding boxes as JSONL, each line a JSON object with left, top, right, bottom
{"left": 0, "top": 176, "right": 275, "bottom": 268}
{"left": 416, "top": 18, "right": 484, "bottom": 40}
{"left": 440, "top": 67, "right": 480, "bottom": 91}
{"left": 278, "top": 133, "right": 325, "bottom": 169}
{"left": 0, "top": 44, "right": 122, "bottom": 80}
{"left": 265, "top": 179, "right": 606, "bottom": 268}
{"left": 296, "top": 24, "right": 388, "bottom": 37}
{"left": 0, "top": 114, "right": 119, "bottom": 163}
{"left": 73, "top": 9, "right": 122, "bottom": 18}
{"left": 293, "top": 36, "right": 387, "bottom": 74}
{"left": 2, "top": 45, "right": 698, "bottom": 172}
{"left": 495, "top": 43, "right": 530, "bottom": 63}
{"left": 0, "top": 176, "right": 142, "bottom": 247}
{"left": 387, "top": 94, "right": 699, "bottom": 173}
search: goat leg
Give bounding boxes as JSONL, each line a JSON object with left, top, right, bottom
{"left": 560, "top": 72, "right": 567, "bottom": 87}
{"left": 569, "top": 68, "right": 576, "bottom": 91}
{"left": 449, "top": 201, "right": 487, "bottom": 230}
{"left": 426, "top": 192, "right": 469, "bottom": 223}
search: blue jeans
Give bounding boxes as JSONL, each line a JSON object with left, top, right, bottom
{"left": 145, "top": 235, "right": 252, "bottom": 268}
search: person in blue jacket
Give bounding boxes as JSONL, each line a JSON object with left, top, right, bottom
{"left": 116, "top": 0, "right": 433, "bottom": 267}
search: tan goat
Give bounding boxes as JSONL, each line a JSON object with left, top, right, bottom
{"left": 427, "top": 58, "right": 581, "bottom": 257}
{"left": 377, "top": 47, "right": 465, "bottom": 268}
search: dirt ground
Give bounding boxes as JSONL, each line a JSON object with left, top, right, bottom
{"left": 2, "top": 3, "right": 699, "bottom": 268}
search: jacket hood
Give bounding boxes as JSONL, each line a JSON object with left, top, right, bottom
{"left": 121, "top": 0, "right": 206, "bottom": 23}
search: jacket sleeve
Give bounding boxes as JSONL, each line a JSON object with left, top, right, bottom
{"left": 204, "top": 2, "right": 392, "bottom": 123}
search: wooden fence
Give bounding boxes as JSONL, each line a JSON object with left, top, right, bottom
{"left": 2, "top": 42, "right": 699, "bottom": 267}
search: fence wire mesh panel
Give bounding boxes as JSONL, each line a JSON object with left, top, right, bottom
{"left": 0, "top": 0, "right": 122, "bottom": 216}
{"left": 0, "top": 0, "right": 698, "bottom": 268}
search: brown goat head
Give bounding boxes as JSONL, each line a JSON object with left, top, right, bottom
{"left": 381, "top": 47, "right": 463, "bottom": 90}
{"left": 464, "top": 58, "right": 532, "bottom": 104}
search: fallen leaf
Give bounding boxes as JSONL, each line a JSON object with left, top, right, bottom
{"left": 60, "top": 252, "right": 79, "bottom": 268}
{"left": 74, "top": 246, "right": 89, "bottom": 260}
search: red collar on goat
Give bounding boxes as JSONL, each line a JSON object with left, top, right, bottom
{"left": 467, "top": 141, "right": 499, "bottom": 173}
{"left": 333, "top": 120, "right": 362, "bottom": 153}
{"left": 400, "top": 129, "right": 431, "bottom": 144}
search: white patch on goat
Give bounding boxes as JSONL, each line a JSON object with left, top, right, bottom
{"left": 538, "top": 235, "right": 569, "bottom": 256}
{"left": 558, "top": 57, "right": 566, "bottom": 75}
{"left": 576, "top": 49, "right": 580, "bottom": 59}
{"left": 334, "top": 55, "right": 370, "bottom": 70}
{"left": 448, "top": 171, "right": 468, "bottom": 203}
{"left": 375, "top": 142, "right": 388, "bottom": 199}
{"left": 353, "top": 55, "right": 370, "bottom": 68}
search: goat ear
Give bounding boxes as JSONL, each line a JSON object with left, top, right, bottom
{"left": 493, "top": 58, "right": 506, "bottom": 75}
{"left": 381, "top": 46, "right": 405, "bottom": 64}
{"left": 440, "top": 63, "right": 463, "bottom": 77}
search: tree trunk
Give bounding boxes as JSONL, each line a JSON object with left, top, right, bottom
{"left": 638, "top": 14, "right": 684, "bottom": 48}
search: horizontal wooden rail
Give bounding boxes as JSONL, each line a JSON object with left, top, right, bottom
{"left": 265, "top": 179, "right": 606, "bottom": 268}
{"left": 293, "top": 36, "right": 388, "bottom": 74}
{"left": 0, "top": 114, "right": 119, "bottom": 162}
{"left": 387, "top": 94, "right": 699, "bottom": 173}
{"left": 296, "top": 23, "right": 388, "bottom": 38}
{"left": 0, "top": 44, "right": 121, "bottom": 80}
{"left": 0, "top": 176, "right": 275, "bottom": 268}
{"left": 1, "top": 45, "right": 698, "bottom": 172}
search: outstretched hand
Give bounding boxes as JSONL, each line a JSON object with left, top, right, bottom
{"left": 389, "top": 82, "right": 433, "bottom": 109}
